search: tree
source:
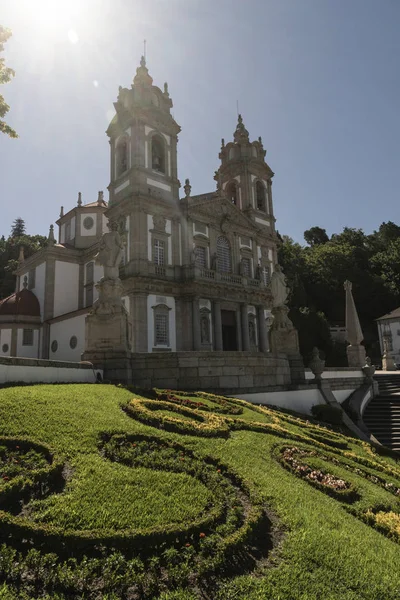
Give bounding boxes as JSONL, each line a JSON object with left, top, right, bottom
{"left": 0, "top": 26, "right": 17, "bottom": 138}
{"left": 0, "top": 230, "right": 47, "bottom": 298}
{"left": 304, "top": 226, "right": 329, "bottom": 247}
{"left": 11, "top": 217, "right": 26, "bottom": 238}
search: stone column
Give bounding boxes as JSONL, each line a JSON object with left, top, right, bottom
{"left": 213, "top": 301, "right": 223, "bottom": 351}
{"left": 235, "top": 308, "right": 243, "bottom": 350}
{"left": 241, "top": 304, "right": 250, "bottom": 351}
{"left": 257, "top": 306, "right": 269, "bottom": 352}
{"left": 192, "top": 297, "right": 201, "bottom": 351}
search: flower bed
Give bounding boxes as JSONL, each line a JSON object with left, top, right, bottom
{"left": 277, "top": 446, "right": 358, "bottom": 502}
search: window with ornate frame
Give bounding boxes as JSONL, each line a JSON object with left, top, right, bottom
{"left": 151, "top": 135, "right": 166, "bottom": 173}
{"left": 194, "top": 245, "right": 207, "bottom": 268}
{"left": 116, "top": 137, "right": 128, "bottom": 177}
{"left": 226, "top": 182, "right": 238, "bottom": 206}
{"left": 22, "top": 329, "right": 34, "bottom": 346}
{"left": 256, "top": 181, "right": 266, "bottom": 211}
{"left": 153, "top": 304, "right": 170, "bottom": 346}
{"left": 216, "top": 236, "right": 231, "bottom": 273}
{"left": 153, "top": 239, "right": 165, "bottom": 266}
{"left": 240, "top": 257, "right": 252, "bottom": 278}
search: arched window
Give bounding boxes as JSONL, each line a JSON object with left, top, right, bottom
{"left": 116, "top": 138, "right": 128, "bottom": 177}
{"left": 216, "top": 236, "right": 231, "bottom": 273}
{"left": 256, "top": 181, "right": 266, "bottom": 211}
{"left": 226, "top": 182, "right": 238, "bottom": 206}
{"left": 151, "top": 135, "right": 165, "bottom": 173}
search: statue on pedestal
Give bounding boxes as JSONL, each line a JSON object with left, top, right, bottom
{"left": 269, "top": 264, "right": 300, "bottom": 357}
{"left": 271, "top": 264, "right": 289, "bottom": 308}
{"left": 95, "top": 221, "right": 124, "bottom": 281}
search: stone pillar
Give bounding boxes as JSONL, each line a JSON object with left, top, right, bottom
{"left": 192, "top": 297, "right": 201, "bottom": 351}
{"left": 214, "top": 301, "right": 223, "bottom": 351}
{"left": 257, "top": 306, "right": 269, "bottom": 352}
{"left": 235, "top": 308, "right": 243, "bottom": 350}
{"left": 241, "top": 304, "right": 250, "bottom": 351}
{"left": 131, "top": 293, "right": 147, "bottom": 352}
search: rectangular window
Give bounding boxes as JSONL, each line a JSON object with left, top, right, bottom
{"left": 86, "top": 262, "right": 94, "bottom": 284}
{"left": 155, "top": 313, "right": 168, "bottom": 345}
{"left": 263, "top": 266, "right": 270, "bottom": 285}
{"left": 85, "top": 285, "right": 94, "bottom": 307}
{"left": 153, "top": 239, "right": 165, "bottom": 266}
{"left": 195, "top": 246, "right": 207, "bottom": 268}
{"left": 28, "top": 269, "right": 36, "bottom": 290}
{"left": 65, "top": 221, "right": 71, "bottom": 241}
{"left": 242, "top": 258, "right": 252, "bottom": 277}
{"left": 194, "top": 222, "right": 207, "bottom": 235}
{"left": 22, "top": 329, "right": 34, "bottom": 346}
{"left": 240, "top": 236, "right": 251, "bottom": 248}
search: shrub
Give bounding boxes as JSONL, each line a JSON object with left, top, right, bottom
{"left": 311, "top": 404, "right": 343, "bottom": 425}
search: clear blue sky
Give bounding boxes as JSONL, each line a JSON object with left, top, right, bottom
{"left": 1, "top": 0, "right": 399, "bottom": 243}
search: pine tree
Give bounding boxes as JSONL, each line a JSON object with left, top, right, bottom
{"left": 0, "top": 26, "right": 17, "bottom": 138}
{"left": 10, "top": 218, "right": 26, "bottom": 238}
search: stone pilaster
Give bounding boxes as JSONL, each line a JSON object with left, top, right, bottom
{"left": 257, "top": 306, "right": 269, "bottom": 352}
{"left": 213, "top": 301, "right": 223, "bottom": 351}
{"left": 192, "top": 297, "right": 201, "bottom": 351}
{"left": 241, "top": 304, "right": 250, "bottom": 351}
{"left": 131, "top": 292, "right": 147, "bottom": 352}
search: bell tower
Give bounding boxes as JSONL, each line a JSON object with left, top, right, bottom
{"left": 106, "top": 56, "right": 181, "bottom": 206}
{"left": 214, "top": 115, "right": 275, "bottom": 231}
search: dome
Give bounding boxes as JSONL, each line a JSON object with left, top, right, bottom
{"left": 0, "top": 288, "right": 40, "bottom": 318}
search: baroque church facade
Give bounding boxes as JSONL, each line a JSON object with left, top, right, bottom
{"left": 0, "top": 57, "right": 279, "bottom": 362}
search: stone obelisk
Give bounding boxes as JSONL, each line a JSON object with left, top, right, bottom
{"left": 344, "top": 280, "right": 366, "bottom": 367}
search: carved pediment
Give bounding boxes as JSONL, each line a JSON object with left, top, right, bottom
{"left": 188, "top": 197, "right": 259, "bottom": 234}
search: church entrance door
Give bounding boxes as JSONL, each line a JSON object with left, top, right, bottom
{"left": 221, "top": 310, "right": 237, "bottom": 351}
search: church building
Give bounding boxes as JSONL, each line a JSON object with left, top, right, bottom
{"left": 0, "top": 57, "right": 279, "bottom": 362}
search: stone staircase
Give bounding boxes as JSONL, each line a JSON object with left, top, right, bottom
{"left": 363, "top": 374, "right": 400, "bottom": 452}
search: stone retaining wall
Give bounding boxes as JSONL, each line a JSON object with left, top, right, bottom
{"left": 128, "top": 351, "right": 291, "bottom": 393}
{"left": 0, "top": 356, "right": 102, "bottom": 385}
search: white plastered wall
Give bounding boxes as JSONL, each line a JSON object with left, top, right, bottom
{"left": 70, "top": 216, "right": 76, "bottom": 239}
{"left": 147, "top": 294, "right": 176, "bottom": 352}
{"left": 0, "top": 329, "right": 12, "bottom": 356}
{"left": 49, "top": 314, "right": 86, "bottom": 362}
{"left": 54, "top": 261, "right": 79, "bottom": 317}
{"left": 16, "top": 329, "right": 39, "bottom": 359}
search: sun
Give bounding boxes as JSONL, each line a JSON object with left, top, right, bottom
{"left": 21, "top": 0, "right": 86, "bottom": 43}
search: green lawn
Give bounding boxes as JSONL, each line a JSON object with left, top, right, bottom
{"left": 0, "top": 383, "right": 399, "bottom": 599}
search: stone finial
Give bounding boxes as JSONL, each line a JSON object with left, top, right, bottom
{"left": 164, "top": 82, "right": 169, "bottom": 97}
{"left": 48, "top": 224, "right": 55, "bottom": 245}
{"left": 23, "top": 275, "right": 28, "bottom": 289}
{"left": 133, "top": 55, "right": 153, "bottom": 87}
{"left": 98, "top": 191, "right": 104, "bottom": 205}
{"left": 309, "top": 347, "right": 325, "bottom": 381}
{"left": 77, "top": 192, "right": 82, "bottom": 207}
{"left": 184, "top": 178, "right": 191, "bottom": 198}
{"left": 258, "top": 136, "right": 263, "bottom": 145}
{"left": 221, "top": 138, "right": 225, "bottom": 149}
{"left": 18, "top": 246, "right": 25, "bottom": 263}
{"left": 234, "top": 113, "right": 249, "bottom": 144}
{"left": 60, "top": 206, "right": 64, "bottom": 218}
